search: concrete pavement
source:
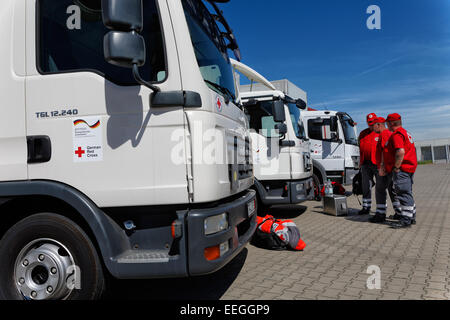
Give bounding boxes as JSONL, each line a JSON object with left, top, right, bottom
{"left": 105, "top": 164, "right": 450, "bottom": 300}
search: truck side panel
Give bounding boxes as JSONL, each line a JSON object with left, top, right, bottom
{"left": 24, "top": 0, "right": 189, "bottom": 208}
{"left": 0, "top": 0, "right": 27, "bottom": 182}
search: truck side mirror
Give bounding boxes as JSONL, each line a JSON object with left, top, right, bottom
{"left": 275, "top": 123, "right": 288, "bottom": 135}
{"left": 102, "top": 0, "right": 160, "bottom": 92}
{"left": 104, "top": 31, "right": 146, "bottom": 68}
{"left": 296, "top": 99, "right": 307, "bottom": 110}
{"left": 272, "top": 100, "right": 286, "bottom": 123}
{"left": 330, "top": 132, "right": 343, "bottom": 144}
{"left": 102, "top": 0, "right": 143, "bottom": 32}
{"left": 102, "top": 0, "right": 145, "bottom": 68}
{"left": 330, "top": 116, "right": 338, "bottom": 132}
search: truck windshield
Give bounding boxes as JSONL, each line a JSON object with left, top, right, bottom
{"left": 340, "top": 114, "right": 358, "bottom": 146}
{"left": 182, "top": 0, "right": 236, "bottom": 102}
{"left": 287, "top": 103, "right": 307, "bottom": 140}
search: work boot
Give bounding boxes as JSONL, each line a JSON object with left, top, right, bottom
{"left": 390, "top": 214, "right": 416, "bottom": 224}
{"left": 358, "top": 208, "right": 370, "bottom": 215}
{"left": 369, "top": 214, "right": 386, "bottom": 224}
{"left": 390, "top": 219, "right": 412, "bottom": 229}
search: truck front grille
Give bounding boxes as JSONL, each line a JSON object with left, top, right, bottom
{"left": 228, "top": 136, "right": 253, "bottom": 183}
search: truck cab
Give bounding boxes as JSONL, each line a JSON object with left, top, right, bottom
{"left": 0, "top": 0, "right": 256, "bottom": 300}
{"left": 300, "top": 110, "right": 360, "bottom": 190}
{"left": 231, "top": 62, "right": 314, "bottom": 214}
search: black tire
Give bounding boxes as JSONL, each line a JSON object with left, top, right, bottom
{"left": 0, "top": 213, "right": 105, "bottom": 300}
{"left": 257, "top": 202, "right": 270, "bottom": 217}
{"left": 256, "top": 195, "right": 270, "bottom": 217}
{"left": 312, "top": 173, "right": 322, "bottom": 201}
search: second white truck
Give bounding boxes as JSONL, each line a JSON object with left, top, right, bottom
{"left": 233, "top": 62, "right": 314, "bottom": 214}
{"left": 240, "top": 79, "right": 360, "bottom": 199}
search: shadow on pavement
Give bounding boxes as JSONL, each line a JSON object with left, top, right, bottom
{"left": 266, "top": 205, "right": 308, "bottom": 219}
{"left": 344, "top": 209, "right": 372, "bottom": 223}
{"left": 102, "top": 248, "right": 248, "bottom": 301}
{"left": 311, "top": 204, "right": 373, "bottom": 223}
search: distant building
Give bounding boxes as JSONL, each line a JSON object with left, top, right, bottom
{"left": 240, "top": 79, "right": 308, "bottom": 103}
{"left": 416, "top": 138, "right": 450, "bottom": 163}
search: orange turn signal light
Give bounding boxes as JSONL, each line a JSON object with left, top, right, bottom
{"left": 204, "top": 245, "right": 220, "bottom": 261}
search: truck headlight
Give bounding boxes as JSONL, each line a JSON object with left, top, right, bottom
{"left": 204, "top": 213, "right": 229, "bottom": 235}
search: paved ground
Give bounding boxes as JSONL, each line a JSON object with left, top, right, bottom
{"left": 105, "top": 164, "right": 450, "bottom": 300}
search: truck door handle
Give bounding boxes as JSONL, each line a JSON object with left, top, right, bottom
{"left": 27, "top": 136, "right": 52, "bottom": 164}
{"left": 280, "top": 140, "right": 295, "bottom": 147}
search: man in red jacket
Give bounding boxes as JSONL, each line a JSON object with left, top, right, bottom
{"left": 385, "top": 113, "right": 418, "bottom": 228}
{"left": 369, "top": 117, "right": 400, "bottom": 223}
{"left": 357, "top": 113, "right": 380, "bottom": 215}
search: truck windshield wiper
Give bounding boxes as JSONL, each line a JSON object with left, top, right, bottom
{"left": 204, "top": 80, "right": 236, "bottom": 104}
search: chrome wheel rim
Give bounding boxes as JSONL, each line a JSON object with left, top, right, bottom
{"left": 14, "top": 238, "right": 76, "bottom": 300}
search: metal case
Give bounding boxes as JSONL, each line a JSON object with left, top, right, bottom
{"left": 323, "top": 195, "right": 348, "bottom": 216}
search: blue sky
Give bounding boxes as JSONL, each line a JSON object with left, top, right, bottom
{"left": 218, "top": 0, "right": 450, "bottom": 140}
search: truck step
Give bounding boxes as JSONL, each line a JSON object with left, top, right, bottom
{"left": 116, "top": 250, "right": 170, "bottom": 264}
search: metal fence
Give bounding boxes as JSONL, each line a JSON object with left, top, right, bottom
{"left": 416, "top": 139, "right": 450, "bottom": 164}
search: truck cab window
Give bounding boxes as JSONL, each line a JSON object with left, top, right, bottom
{"left": 246, "top": 101, "right": 280, "bottom": 138}
{"left": 38, "top": 0, "right": 166, "bottom": 85}
{"left": 340, "top": 115, "right": 358, "bottom": 146}
{"left": 288, "top": 103, "right": 306, "bottom": 140}
{"left": 308, "top": 118, "right": 333, "bottom": 141}
{"left": 182, "top": 0, "right": 236, "bottom": 102}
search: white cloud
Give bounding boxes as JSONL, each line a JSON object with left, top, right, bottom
{"left": 430, "top": 105, "right": 450, "bottom": 113}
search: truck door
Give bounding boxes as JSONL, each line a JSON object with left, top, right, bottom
{"left": 25, "top": 0, "right": 187, "bottom": 207}
{"left": 286, "top": 102, "right": 310, "bottom": 180}
{"left": 307, "top": 116, "right": 345, "bottom": 179}
{"left": 246, "top": 100, "right": 291, "bottom": 181}
{"left": 0, "top": 0, "right": 27, "bottom": 182}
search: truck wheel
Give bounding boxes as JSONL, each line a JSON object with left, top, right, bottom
{"left": 0, "top": 213, "right": 105, "bottom": 300}
{"left": 312, "top": 173, "right": 322, "bottom": 201}
{"left": 257, "top": 202, "right": 270, "bottom": 217}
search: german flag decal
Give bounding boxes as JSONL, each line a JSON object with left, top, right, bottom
{"left": 73, "top": 119, "right": 101, "bottom": 129}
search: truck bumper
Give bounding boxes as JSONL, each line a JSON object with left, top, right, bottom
{"left": 290, "top": 178, "right": 315, "bottom": 203}
{"left": 107, "top": 190, "right": 257, "bottom": 279}
{"left": 256, "top": 177, "right": 314, "bottom": 206}
{"left": 187, "top": 189, "right": 257, "bottom": 276}
{"left": 344, "top": 168, "right": 359, "bottom": 186}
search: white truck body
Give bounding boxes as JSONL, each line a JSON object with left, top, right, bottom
{"left": 234, "top": 66, "right": 314, "bottom": 208}
{"left": 0, "top": 0, "right": 257, "bottom": 299}
{"left": 242, "top": 79, "right": 360, "bottom": 188}
{"left": 299, "top": 111, "right": 360, "bottom": 186}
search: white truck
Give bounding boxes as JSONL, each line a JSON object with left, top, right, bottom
{"left": 0, "top": 0, "right": 257, "bottom": 300}
{"left": 233, "top": 63, "right": 314, "bottom": 214}
{"left": 300, "top": 110, "right": 360, "bottom": 195}
{"left": 240, "top": 79, "right": 360, "bottom": 198}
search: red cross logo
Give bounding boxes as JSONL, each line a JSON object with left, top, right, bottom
{"left": 216, "top": 97, "right": 222, "bottom": 111}
{"left": 75, "top": 147, "right": 85, "bottom": 158}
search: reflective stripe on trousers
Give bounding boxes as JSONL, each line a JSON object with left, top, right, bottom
{"left": 361, "top": 163, "right": 377, "bottom": 209}
{"left": 375, "top": 173, "right": 397, "bottom": 216}
{"left": 392, "top": 171, "right": 416, "bottom": 221}
{"left": 363, "top": 198, "right": 372, "bottom": 209}
{"left": 376, "top": 204, "right": 387, "bottom": 215}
